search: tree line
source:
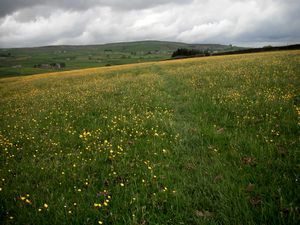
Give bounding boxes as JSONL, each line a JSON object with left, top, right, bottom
{"left": 171, "top": 48, "right": 210, "bottom": 58}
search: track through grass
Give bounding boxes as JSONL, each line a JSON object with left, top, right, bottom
{"left": 0, "top": 51, "right": 299, "bottom": 224}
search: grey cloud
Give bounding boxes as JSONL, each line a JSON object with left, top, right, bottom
{"left": 0, "top": 0, "right": 192, "bottom": 17}
{"left": 0, "top": 0, "right": 299, "bottom": 48}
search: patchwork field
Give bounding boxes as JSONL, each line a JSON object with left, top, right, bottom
{"left": 0, "top": 51, "right": 299, "bottom": 224}
{"left": 0, "top": 41, "right": 238, "bottom": 77}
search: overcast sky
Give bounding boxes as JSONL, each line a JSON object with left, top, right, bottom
{"left": 0, "top": 0, "right": 299, "bottom": 48}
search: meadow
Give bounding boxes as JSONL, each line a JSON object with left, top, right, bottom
{"left": 0, "top": 50, "right": 299, "bottom": 224}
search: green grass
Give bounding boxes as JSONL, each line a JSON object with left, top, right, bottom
{"left": 0, "top": 50, "right": 299, "bottom": 224}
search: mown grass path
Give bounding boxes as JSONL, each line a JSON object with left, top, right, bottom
{"left": 0, "top": 51, "right": 299, "bottom": 224}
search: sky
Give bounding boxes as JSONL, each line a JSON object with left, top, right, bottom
{"left": 0, "top": 0, "right": 299, "bottom": 48}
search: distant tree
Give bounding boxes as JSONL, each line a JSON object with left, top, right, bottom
{"left": 263, "top": 45, "right": 273, "bottom": 49}
{"left": 171, "top": 48, "right": 203, "bottom": 58}
{"left": 0, "top": 52, "right": 11, "bottom": 57}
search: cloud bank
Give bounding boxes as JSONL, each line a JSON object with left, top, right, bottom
{"left": 0, "top": 0, "right": 299, "bottom": 47}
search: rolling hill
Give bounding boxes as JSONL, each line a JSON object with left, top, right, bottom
{"left": 0, "top": 40, "right": 242, "bottom": 77}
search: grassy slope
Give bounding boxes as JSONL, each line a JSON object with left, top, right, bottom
{"left": 0, "top": 41, "right": 239, "bottom": 77}
{"left": 0, "top": 51, "right": 299, "bottom": 224}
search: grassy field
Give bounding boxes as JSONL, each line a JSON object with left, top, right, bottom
{"left": 0, "top": 41, "right": 240, "bottom": 77}
{"left": 0, "top": 50, "right": 299, "bottom": 224}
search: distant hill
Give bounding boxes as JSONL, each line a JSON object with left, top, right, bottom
{"left": 5, "top": 40, "right": 241, "bottom": 53}
{"left": 90, "top": 40, "right": 241, "bottom": 52}
{"left": 0, "top": 40, "right": 243, "bottom": 77}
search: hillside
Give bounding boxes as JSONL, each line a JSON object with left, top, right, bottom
{"left": 0, "top": 41, "right": 241, "bottom": 77}
{"left": 0, "top": 51, "right": 299, "bottom": 224}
